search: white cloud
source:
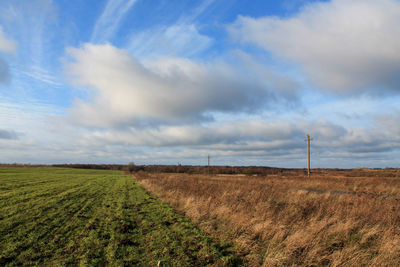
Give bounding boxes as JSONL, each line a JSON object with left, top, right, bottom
{"left": 91, "top": 0, "right": 137, "bottom": 43}
{"left": 65, "top": 43, "right": 296, "bottom": 128}
{"left": 229, "top": 0, "right": 400, "bottom": 93}
{"left": 0, "top": 26, "right": 16, "bottom": 53}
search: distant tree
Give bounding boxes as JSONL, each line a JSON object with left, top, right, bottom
{"left": 128, "top": 162, "right": 136, "bottom": 173}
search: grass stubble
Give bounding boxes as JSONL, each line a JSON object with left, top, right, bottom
{"left": 0, "top": 167, "right": 238, "bottom": 266}
{"left": 135, "top": 169, "right": 400, "bottom": 266}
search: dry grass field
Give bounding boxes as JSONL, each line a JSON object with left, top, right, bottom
{"left": 134, "top": 169, "right": 400, "bottom": 266}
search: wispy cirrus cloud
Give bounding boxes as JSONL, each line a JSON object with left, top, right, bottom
{"left": 127, "top": 0, "right": 217, "bottom": 58}
{"left": 177, "top": 0, "right": 216, "bottom": 24}
{"left": 129, "top": 24, "right": 213, "bottom": 58}
{"left": 20, "top": 66, "right": 61, "bottom": 86}
{"left": 91, "top": 0, "right": 138, "bottom": 44}
{"left": 0, "top": 0, "right": 60, "bottom": 96}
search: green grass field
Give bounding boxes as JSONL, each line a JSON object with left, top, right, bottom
{"left": 0, "top": 167, "right": 238, "bottom": 266}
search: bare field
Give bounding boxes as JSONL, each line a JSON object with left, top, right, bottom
{"left": 134, "top": 169, "right": 400, "bottom": 266}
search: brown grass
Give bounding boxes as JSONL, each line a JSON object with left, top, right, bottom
{"left": 134, "top": 169, "right": 400, "bottom": 266}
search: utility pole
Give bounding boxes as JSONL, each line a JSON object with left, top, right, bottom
{"left": 207, "top": 154, "right": 210, "bottom": 175}
{"left": 307, "top": 134, "right": 311, "bottom": 177}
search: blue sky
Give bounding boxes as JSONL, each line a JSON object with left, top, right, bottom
{"left": 0, "top": 0, "right": 400, "bottom": 168}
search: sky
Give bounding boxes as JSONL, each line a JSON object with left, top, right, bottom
{"left": 0, "top": 0, "right": 400, "bottom": 168}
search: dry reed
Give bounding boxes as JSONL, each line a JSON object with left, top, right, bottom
{"left": 134, "top": 170, "right": 400, "bottom": 266}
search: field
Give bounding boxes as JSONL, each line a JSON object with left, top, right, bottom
{"left": 0, "top": 167, "right": 238, "bottom": 266}
{"left": 135, "top": 169, "right": 400, "bottom": 266}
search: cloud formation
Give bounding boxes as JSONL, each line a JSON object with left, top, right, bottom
{"left": 128, "top": 0, "right": 216, "bottom": 58}
{"left": 0, "top": 129, "right": 17, "bottom": 139}
{"left": 84, "top": 119, "right": 350, "bottom": 150}
{"left": 0, "top": 26, "right": 15, "bottom": 83}
{"left": 0, "top": 26, "right": 16, "bottom": 53}
{"left": 84, "top": 120, "right": 302, "bottom": 147}
{"left": 80, "top": 116, "right": 400, "bottom": 166}
{"left": 229, "top": 0, "right": 400, "bottom": 93}
{"left": 129, "top": 24, "right": 212, "bottom": 58}
{"left": 66, "top": 43, "right": 297, "bottom": 128}
{"left": 91, "top": 0, "right": 137, "bottom": 43}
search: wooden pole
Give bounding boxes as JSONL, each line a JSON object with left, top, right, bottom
{"left": 207, "top": 154, "right": 210, "bottom": 175}
{"left": 307, "top": 134, "right": 310, "bottom": 177}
